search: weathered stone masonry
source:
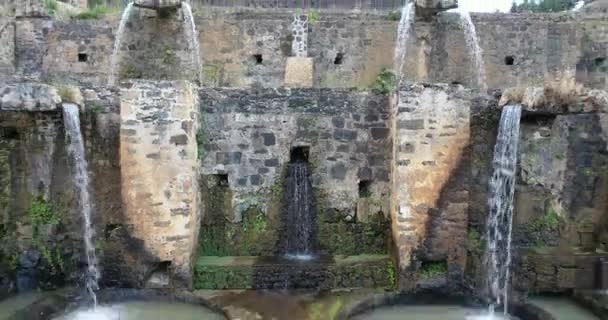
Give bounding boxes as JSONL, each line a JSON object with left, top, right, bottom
{"left": 120, "top": 80, "right": 200, "bottom": 287}
{"left": 391, "top": 84, "right": 471, "bottom": 287}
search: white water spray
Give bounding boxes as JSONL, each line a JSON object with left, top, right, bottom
{"left": 393, "top": 1, "right": 415, "bottom": 81}
{"left": 485, "top": 105, "right": 522, "bottom": 315}
{"left": 63, "top": 104, "right": 100, "bottom": 307}
{"left": 182, "top": 2, "right": 203, "bottom": 84}
{"left": 456, "top": 6, "right": 487, "bottom": 90}
{"left": 108, "top": 2, "right": 134, "bottom": 86}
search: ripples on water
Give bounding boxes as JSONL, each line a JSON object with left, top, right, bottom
{"left": 54, "top": 302, "right": 224, "bottom": 320}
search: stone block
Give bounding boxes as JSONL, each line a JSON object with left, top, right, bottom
{"left": 284, "top": 57, "right": 314, "bottom": 88}
{"left": 0, "top": 83, "right": 61, "bottom": 111}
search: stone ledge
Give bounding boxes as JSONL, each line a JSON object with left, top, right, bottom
{"left": 0, "top": 83, "right": 61, "bottom": 112}
{"left": 194, "top": 255, "right": 392, "bottom": 290}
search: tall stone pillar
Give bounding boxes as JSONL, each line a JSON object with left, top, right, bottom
{"left": 390, "top": 83, "right": 470, "bottom": 289}
{"left": 120, "top": 80, "right": 200, "bottom": 287}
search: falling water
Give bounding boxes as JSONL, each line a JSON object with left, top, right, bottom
{"left": 457, "top": 6, "right": 487, "bottom": 90}
{"left": 63, "top": 104, "right": 100, "bottom": 306}
{"left": 108, "top": 2, "right": 134, "bottom": 86}
{"left": 485, "top": 105, "right": 522, "bottom": 315}
{"left": 182, "top": 2, "right": 203, "bottom": 84}
{"left": 282, "top": 161, "right": 316, "bottom": 259}
{"left": 393, "top": 1, "right": 415, "bottom": 80}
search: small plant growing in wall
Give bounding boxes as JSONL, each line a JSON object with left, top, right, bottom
{"left": 43, "top": 0, "right": 58, "bottom": 16}
{"left": 371, "top": 68, "right": 397, "bottom": 95}
{"left": 419, "top": 261, "right": 447, "bottom": 280}
{"left": 29, "top": 198, "right": 61, "bottom": 226}
{"left": 388, "top": 10, "right": 401, "bottom": 21}
{"left": 307, "top": 10, "right": 320, "bottom": 24}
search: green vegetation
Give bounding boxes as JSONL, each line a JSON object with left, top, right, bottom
{"left": 419, "top": 261, "right": 447, "bottom": 279}
{"left": 388, "top": 10, "right": 401, "bottom": 21}
{"left": 73, "top": 5, "right": 111, "bottom": 19}
{"left": 371, "top": 68, "right": 397, "bottom": 95}
{"left": 307, "top": 10, "right": 320, "bottom": 24}
{"left": 88, "top": 103, "right": 103, "bottom": 114}
{"left": 467, "top": 229, "right": 485, "bottom": 253}
{"left": 531, "top": 206, "right": 561, "bottom": 230}
{"left": 511, "top": 0, "right": 577, "bottom": 12}
{"left": 387, "top": 260, "right": 397, "bottom": 289}
{"left": 44, "top": 0, "right": 58, "bottom": 15}
{"left": 28, "top": 198, "right": 61, "bottom": 226}
{"left": 120, "top": 64, "right": 143, "bottom": 79}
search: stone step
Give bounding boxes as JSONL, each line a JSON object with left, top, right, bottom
{"left": 194, "top": 254, "right": 393, "bottom": 290}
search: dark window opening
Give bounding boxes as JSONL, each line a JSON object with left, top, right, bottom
{"left": 154, "top": 261, "right": 171, "bottom": 273}
{"left": 334, "top": 52, "right": 344, "bottom": 65}
{"left": 214, "top": 173, "right": 229, "bottom": 187}
{"left": 0, "top": 127, "right": 19, "bottom": 140}
{"left": 78, "top": 53, "right": 88, "bottom": 62}
{"left": 451, "top": 81, "right": 462, "bottom": 85}
{"left": 594, "top": 57, "right": 606, "bottom": 66}
{"left": 521, "top": 113, "right": 555, "bottom": 125}
{"left": 290, "top": 146, "right": 310, "bottom": 163}
{"left": 505, "top": 56, "right": 515, "bottom": 65}
{"left": 359, "top": 180, "right": 372, "bottom": 198}
{"left": 253, "top": 54, "right": 263, "bottom": 65}
{"left": 104, "top": 224, "right": 123, "bottom": 239}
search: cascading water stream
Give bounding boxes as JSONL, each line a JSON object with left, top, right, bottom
{"left": 282, "top": 161, "right": 316, "bottom": 260}
{"left": 108, "top": 2, "right": 134, "bottom": 86}
{"left": 182, "top": 2, "right": 203, "bottom": 84}
{"left": 456, "top": 5, "right": 487, "bottom": 90}
{"left": 393, "top": 1, "right": 415, "bottom": 81}
{"left": 485, "top": 104, "right": 522, "bottom": 316}
{"left": 63, "top": 104, "right": 100, "bottom": 307}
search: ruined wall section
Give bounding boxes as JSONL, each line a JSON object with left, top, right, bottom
{"left": 198, "top": 88, "right": 392, "bottom": 256}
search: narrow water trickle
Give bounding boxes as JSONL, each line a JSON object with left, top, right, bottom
{"left": 456, "top": 6, "right": 487, "bottom": 90}
{"left": 282, "top": 161, "right": 316, "bottom": 259}
{"left": 62, "top": 104, "right": 100, "bottom": 307}
{"left": 485, "top": 105, "right": 522, "bottom": 315}
{"left": 182, "top": 2, "right": 203, "bottom": 84}
{"left": 393, "top": 1, "right": 415, "bottom": 80}
{"left": 108, "top": 2, "right": 134, "bottom": 86}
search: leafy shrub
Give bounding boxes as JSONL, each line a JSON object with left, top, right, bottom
{"left": 29, "top": 198, "right": 61, "bottom": 226}
{"left": 371, "top": 68, "right": 397, "bottom": 95}
{"left": 44, "top": 0, "right": 58, "bottom": 15}
{"left": 73, "top": 5, "right": 110, "bottom": 19}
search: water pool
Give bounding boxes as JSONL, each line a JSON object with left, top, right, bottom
{"left": 528, "top": 297, "right": 599, "bottom": 320}
{"left": 53, "top": 301, "right": 225, "bottom": 320}
{"left": 351, "top": 305, "right": 514, "bottom": 320}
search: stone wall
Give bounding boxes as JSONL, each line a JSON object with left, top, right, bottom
{"left": 390, "top": 83, "right": 472, "bottom": 288}
{"left": 3, "top": 9, "right": 608, "bottom": 90}
{"left": 198, "top": 88, "right": 392, "bottom": 257}
{"left": 0, "top": 20, "right": 15, "bottom": 75}
{"left": 119, "top": 80, "right": 200, "bottom": 288}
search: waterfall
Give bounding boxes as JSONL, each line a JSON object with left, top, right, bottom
{"left": 393, "top": 1, "right": 415, "bottom": 80}
{"left": 182, "top": 2, "right": 203, "bottom": 84}
{"left": 282, "top": 161, "right": 316, "bottom": 260}
{"left": 485, "top": 105, "right": 522, "bottom": 314}
{"left": 457, "top": 6, "right": 487, "bottom": 90}
{"left": 108, "top": 2, "right": 134, "bottom": 86}
{"left": 62, "top": 104, "right": 100, "bottom": 306}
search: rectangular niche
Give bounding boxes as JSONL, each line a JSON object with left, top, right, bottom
{"left": 359, "top": 180, "right": 372, "bottom": 198}
{"left": 290, "top": 146, "right": 310, "bottom": 163}
{"left": 211, "top": 173, "right": 229, "bottom": 187}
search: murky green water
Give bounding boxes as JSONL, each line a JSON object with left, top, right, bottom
{"left": 54, "top": 301, "right": 224, "bottom": 320}
{"left": 0, "top": 293, "right": 44, "bottom": 320}
{"left": 528, "top": 297, "right": 599, "bottom": 320}
{"left": 351, "top": 305, "right": 513, "bottom": 320}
